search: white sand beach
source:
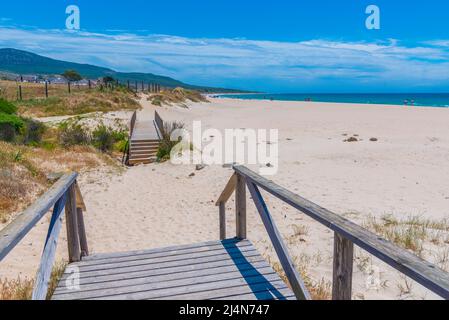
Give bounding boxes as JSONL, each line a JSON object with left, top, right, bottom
{"left": 2, "top": 96, "right": 449, "bottom": 300}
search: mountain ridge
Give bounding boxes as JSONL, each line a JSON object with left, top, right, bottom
{"left": 0, "top": 48, "right": 244, "bottom": 93}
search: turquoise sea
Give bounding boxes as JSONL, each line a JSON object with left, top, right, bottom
{"left": 217, "top": 93, "right": 449, "bottom": 108}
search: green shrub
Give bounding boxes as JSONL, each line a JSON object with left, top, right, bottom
{"left": 58, "top": 122, "right": 90, "bottom": 147}
{"left": 20, "top": 119, "right": 46, "bottom": 145}
{"left": 114, "top": 140, "right": 129, "bottom": 153}
{"left": 0, "top": 99, "right": 17, "bottom": 115}
{"left": 92, "top": 125, "right": 114, "bottom": 152}
{"left": 0, "top": 113, "right": 24, "bottom": 142}
{"left": 157, "top": 121, "right": 185, "bottom": 161}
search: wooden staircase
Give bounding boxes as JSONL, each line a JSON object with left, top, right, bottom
{"left": 126, "top": 111, "right": 163, "bottom": 166}
{"left": 128, "top": 139, "right": 159, "bottom": 165}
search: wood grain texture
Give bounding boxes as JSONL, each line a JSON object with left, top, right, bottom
{"left": 215, "top": 173, "right": 237, "bottom": 206}
{"left": 32, "top": 194, "right": 67, "bottom": 300}
{"left": 247, "top": 182, "right": 311, "bottom": 300}
{"left": 0, "top": 173, "right": 77, "bottom": 262}
{"left": 65, "top": 184, "right": 81, "bottom": 263}
{"left": 219, "top": 202, "right": 226, "bottom": 240}
{"left": 235, "top": 174, "right": 247, "bottom": 239}
{"left": 332, "top": 233, "right": 354, "bottom": 300}
{"left": 233, "top": 165, "right": 449, "bottom": 299}
{"left": 52, "top": 239, "right": 295, "bottom": 301}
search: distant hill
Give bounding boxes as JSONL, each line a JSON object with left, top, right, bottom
{"left": 0, "top": 48, "right": 244, "bottom": 93}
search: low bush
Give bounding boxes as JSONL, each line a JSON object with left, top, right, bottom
{"left": 0, "top": 98, "right": 17, "bottom": 114}
{"left": 58, "top": 122, "right": 90, "bottom": 147}
{"left": 157, "top": 121, "right": 185, "bottom": 161}
{"left": 92, "top": 125, "right": 115, "bottom": 152}
{"left": 0, "top": 113, "right": 24, "bottom": 142}
{"left": 19, "top": 118, "right": 46, "bottom": 145}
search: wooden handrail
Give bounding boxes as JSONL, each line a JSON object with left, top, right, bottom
{"left": 155, "top": 110, "right": 164, "bottom": 137}
{"left": 217, "top": 166, "right": 449, "bottom": 300}
{"left": 0, "top": 172, "right": 89, "bottom": 300}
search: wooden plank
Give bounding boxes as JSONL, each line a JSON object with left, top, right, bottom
{"left": 53, "top": 266, "right": 277, "bottom": 299}
{"left": 32, "top": 194, "right": 67, "bottom": 300}
{"left": 73, "top": 240, "right": 252, "bottom": 267}
{"left": 213, "top": 291, "right": 296, "bottom": 300}
{"left": 82, "top": 238, "right": 242, "bottom": 262}
{"left": 246, "top": 182, "right": 311, "bottom": 300}
{"left": 65, "top": 184, "right": 81, "bottom": 263}
{"left": 219, "top": 202, "right": 226, "bottom": 240}
{"left": 54, "top": 260, "right": 272, "bottom": 294}
{"left": 148, "top": 280, "right": 289, "bottom": 301}
{"left": 215, "top": 174, "right": 237, "bottom": 206}
{"left": 77, "top": 208, "right": 89, "bottom": 257}
{"left": 74, "top": 245, "right": 257, "bottom": 272}
{"left": 233, "top": 165, "right": 449, "bottom": 299}
{"left": 236, "top": 174, "right": 247, "bottom": 239}
{"left": 332, "top": 233, "right": 354, "bottom": 300}
{"left": 0, "top": 173, "right": 77, "bottom": 262}
{"left": 58, "top": 253, "right": 265, "bottom": 285}
{"left": 74, "top": 182, "right": 86, "bottom": 211}
{"left": 54, "top": 273, "right": 287, "bottom": 300}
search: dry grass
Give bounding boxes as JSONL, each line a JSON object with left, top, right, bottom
{"left": 266, "top": 253, "right": 332, "bottom": 300}
{"left": 0, "top": 141, "right": 116, "bottom": 223}
{"left": 0, "top": 261, "right": 67, "bottom": 300}
{"left": 148, "top": 87, "right": 208, "bottom": 107}
{"left": 0, "top": 80, "right": 91, "bottom": 101}
{"left": 0, "top": 80, "right": 140, "bottom": 117}
{"left": 17, "top": 90, "right": 140, "bottom": 117}
{"left": 363, "top": 214, "right": 449, "bottom": 257}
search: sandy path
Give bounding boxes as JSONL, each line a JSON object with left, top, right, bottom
{"left": 2, "top": 96, "right": 449, "bottom": 300}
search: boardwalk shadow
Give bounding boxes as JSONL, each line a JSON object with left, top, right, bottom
{"left": 222, "top": 239, "right": 289, "bottom": 300}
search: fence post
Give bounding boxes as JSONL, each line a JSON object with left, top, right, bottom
{"left": 235, "top": 174, "right": 247, "bottom": 239}
{"left": 18, "top": 85, "right": 22, "bottom": 101}
{"left": 68, "top": 82, "right": 71, "bottom": 94}
{"left": 88, "top": 80, "right": 92, "bottom": 90}
{"left": 65, "top": 184, "right": 81, "bottom": 262}
{"left": 219, "top": 202, "right": 226, "bottom": 240}
{"left": 332, "top": 233, "right": 354, "bottom": 300}
{"left": 135, "top": 81, "right": 138, "bottom": 93}
{"left": 45, "top": 81, "right": 48, "bottom": 98}
{"left": 127, "top": 80, "right": 130, "bottom": 90}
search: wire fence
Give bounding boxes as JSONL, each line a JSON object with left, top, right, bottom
{"left": 0, "top": 80, "right": 163, "bottom": 102}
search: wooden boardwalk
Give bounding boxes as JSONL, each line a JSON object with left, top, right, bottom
{"left": 52, "top": 239, "right": 295, "bottom": 300}
{"left": 128, "top": 111, "right": 162, "bottom": 165}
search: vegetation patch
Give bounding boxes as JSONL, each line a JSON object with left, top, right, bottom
{"left": 148, "top": 87, "right": 208, "bottom": 107}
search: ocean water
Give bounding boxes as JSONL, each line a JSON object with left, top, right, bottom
{"left": 217, "top": 93, "right": 449, "bottom": 108}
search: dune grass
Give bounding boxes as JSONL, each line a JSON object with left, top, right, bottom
{"left": 0, "top": 261, "right": 67, "bottom": 300}
{"left": 148, "top": 87, "right": 208, "bottom": 107}
{"left": 0, "top": 80, "right": 140, "bottom": 117}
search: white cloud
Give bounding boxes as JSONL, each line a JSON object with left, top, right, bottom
{"left": 1, "top": 26, "right": 449, "bottom": 91}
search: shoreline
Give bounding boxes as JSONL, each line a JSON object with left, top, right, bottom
{"left": 213, "top": 94, "right": 449, "bottom": 109}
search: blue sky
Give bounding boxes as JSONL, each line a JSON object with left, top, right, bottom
{"left": 1, "top": 0, "right": 449, "bottom": 92}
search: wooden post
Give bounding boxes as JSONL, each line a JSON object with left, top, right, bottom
{"left": 135, "top": 81, "right": 138, "bottom": 93}
{"left": 65, "top": 184, "right": 81, "bottom": 262}
{"left": 332, "top": 233, "right": 354, "bottom": 300}
{"left": 77, "top": 208, "right": 89, "bottom": 257}
{"left": 68, "top": 82, "right": 71, "bottom": 94}
{"left": 127, "top": 80, "right": 130, "bottom": 89}
{"left": 18, "top": 85, "right": 22, "bottom": 101}
{"left": 45, "top": 81, "right": 48, "bottom": 98}
{"left": 219, "top": 202, "right": 226, "bottom": 240}
{"left": 88, "top": 80, "right": 92, "bottom": 90}
{"left": 235, "top": 174, "right": 247, "bottom": 239}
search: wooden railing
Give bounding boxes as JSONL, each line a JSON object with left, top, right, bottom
{"left": 154, "top": 110, "right": 164, "bottom": 138}
{"left": 0, "top": 173, "right": 88, "bottom": 300}
{"left": 216, "top": 166, "right": 449, "bottom": 300}
{"left": 122, "top": 111, "right": 137, "bottom": 165}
